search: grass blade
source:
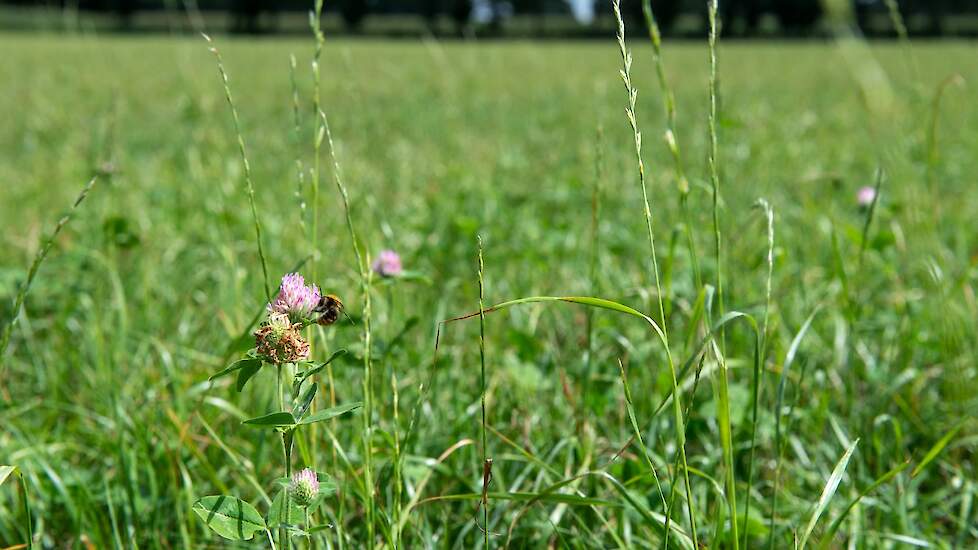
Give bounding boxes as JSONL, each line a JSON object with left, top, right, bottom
{"left": 911, "top": 421, "right": 965, "bottom": 479}
{"left": 819, "top": 460, "right": 911, "bottom": 547}
{"left": 20, "top": 471, "right": 33, "bottom": 548}
{"left": 617, "top": 358, "right": 668, "bottom": 513}
{"left": 0, "top": 465, "right": 15, "bottom": 487}
{"left": 298, "top": 402, "right": 363, "bottom": 425}
{"left": 799, "top": 439, "right": 859, "bottom": 550}
{"left": 242, "top": 411, "right": 297, "bottom": 427}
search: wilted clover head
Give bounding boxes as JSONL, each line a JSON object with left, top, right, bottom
{"left": 254, "top": 312, "right": 309, "bottom": 365}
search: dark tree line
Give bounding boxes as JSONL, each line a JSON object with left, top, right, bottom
{"left": 3, "top": 0, "right": 978, "bottom": 35}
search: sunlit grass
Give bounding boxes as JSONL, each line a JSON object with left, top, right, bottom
{"left": 0, "top": 25, "right": 976, "bottom": 548}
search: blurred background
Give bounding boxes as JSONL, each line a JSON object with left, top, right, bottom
{"left": 3, "top": 0, "right": 978, "bottom": 37}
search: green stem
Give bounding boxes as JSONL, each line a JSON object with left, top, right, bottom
{"left": 612, "top": 2, "right": 697, "bottom": 544}
{"left": 391, "top": 291, "right": 403, "bottom": 548}
{"left": 20, "top": 472, "right": 33, "bottom": 549}
{"left": 585, "top": 126, "right": 603, "bottom": 387}
{"left": 706, "top": 7, "right": 737, "bottom": 545}
{"left": 477, "top": 237, "right": 490, "bottom": 548}
{"left": 277, "top": 366, "right": 295, "bottom": 550}
{"left": 641, "top": 0, "right": 700, "bottom": 289}
{"left": 310, "top": 0, "right": 324, "bottom": 284}
{"left": 708, "top": 0, "right": 725, "bottom": 330}
{"left": 204, "top": 35, "right": 271, "bottom": 301}
{"left": 0, "top": 176, "right": 97, "bottom": 375}
{"left": 319, "top": 107, "right": 373, "bottom": 545}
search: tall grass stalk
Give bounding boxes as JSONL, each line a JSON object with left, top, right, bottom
{"left": 0, "top": 175, "right": 97, "bottom": 375}
{"left": 290, "top": 54, "right": 307, "bottom": 240}
{"left": 310, "top": 0, "right": 325, "bottom": 280}
{"left": 306, "top": 10, "right": 332, "bottom": 490}
{"left": 640, "top": 0, "right": 701, "bottom": 288}
{"left": 704, "top": 9, "right": 740, "bottom": 543}
{"left": 306, "top": 33, "right": 338, "bottom": 516}
{"left": 611, "top": 2, "right": 696, "bottom": 542}
{"left": 477, "top": 236, "right": 490, "bottom": 548}
{"left": 585, "top": 127, "right": 603, "bottom": 385}
{"left": 882, "top": 0, "right": 918, "bottom": 80}
{"left": 320, "top": 109, "right": 375, "bottom": 544}
{"left": 707, "top": 0, "right": 724, "bottom": 325}
{"left": 203, "top": 34, "right": 271, "bottom": 301}
{"left": 741, "top": 198, "right": 775, "bottom": 549}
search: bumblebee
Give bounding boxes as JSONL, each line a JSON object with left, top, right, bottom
{"left": 313, "top": 294, "right": 344, "bottom": 326}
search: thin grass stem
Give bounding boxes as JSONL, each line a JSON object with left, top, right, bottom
{"left": 707, "top": 0, "right": 724, "bottom": 327}
{"left": 310, "top": 0, "right": 325, "bottom": 282}
{"left": 477, "top": 236, "right": 490, "bottom": 548}
{"left": 0, "top": 175, "right": 97, "bottom": 375}
{"left": 203, "top": 34, "right": 272, "bottom": 301}
{"left": 611, "top": 1, "right": 696, "bottom": 544}
{"left": 640, "top": 0, "right": 700, "bottom": 289}
{"left": 741, "top": 199, "right": 775, "bottom": 550}
{"left": 319, "top": 108, "right": 374, "bottom": 543}
{"left": 586, "top": 126, "right": 604, "bottom": 385}
{"left": 290, "top": 54, "right": 307, "bottom": 240}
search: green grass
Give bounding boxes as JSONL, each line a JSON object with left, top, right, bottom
{"left": 1, "top": 27, "right": 976, "bottom": 548}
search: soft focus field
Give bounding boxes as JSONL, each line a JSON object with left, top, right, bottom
{"left": 1, "top": 32, "right": 977, "bottom": 548}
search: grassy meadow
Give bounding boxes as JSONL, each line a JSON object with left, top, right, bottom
{"left": 1, "top": 23, "right": 977, "bottom": 549}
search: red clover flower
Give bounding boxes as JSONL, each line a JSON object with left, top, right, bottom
{"left": 268, "top": 273, "right": 322, "bottom": 323}
{"left": 371, "top": 250, "right": 403, "bottom": 278}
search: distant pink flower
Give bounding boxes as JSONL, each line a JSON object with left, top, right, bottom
{"left": 857, "top": 186, "right": 876, "bottom": 208}
{"left": 268, "top": 273, "right": 321, "bottom": 323}
{"left": 371, "top": 250, "right": 403, "bottom": 278}
{"left": 290, "top": 468, "right": 320, "bottom": 507}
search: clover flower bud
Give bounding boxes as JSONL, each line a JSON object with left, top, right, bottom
{"left": 857, "top": 186, "right": 876, "bottom": 208}
{"left": 289, "top": 468, "right": 319, "bottom": 508}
